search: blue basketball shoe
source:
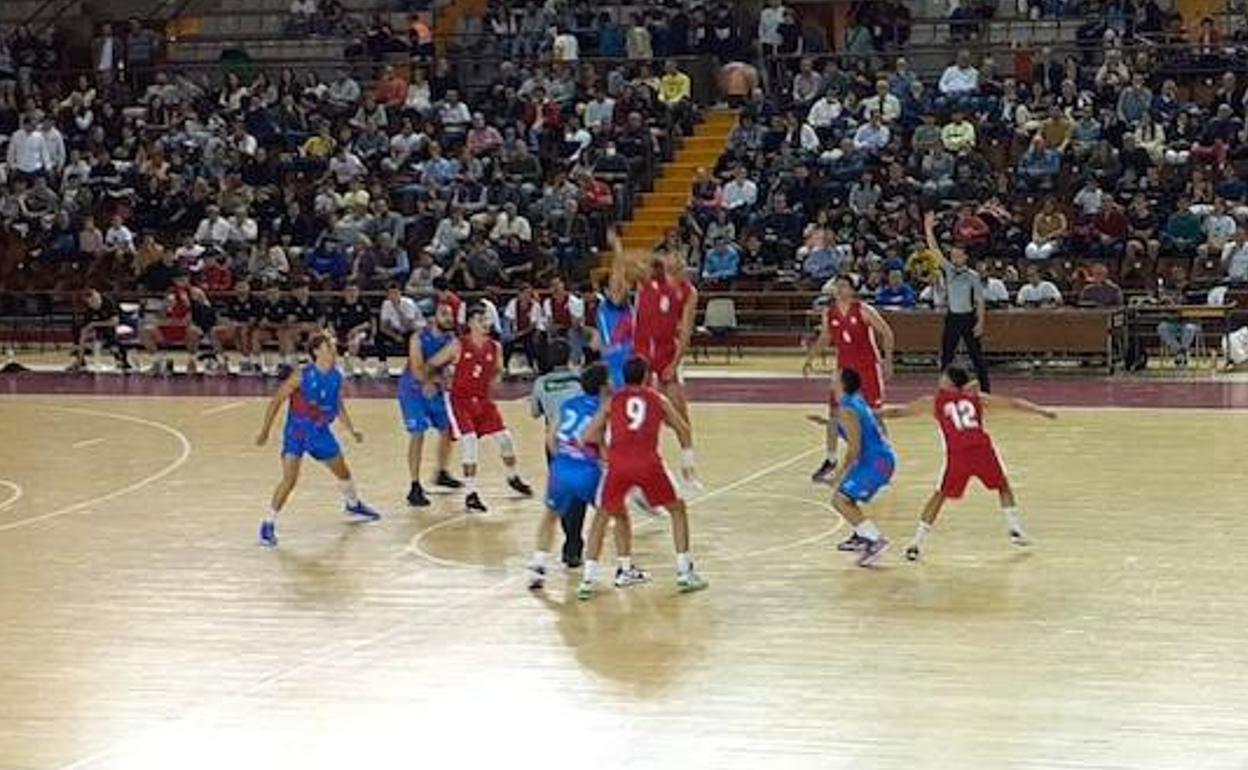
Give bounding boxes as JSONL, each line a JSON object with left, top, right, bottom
{"left": 259, "top": 519, "right": 278, "bottom": 548}
{"left": 345, "top": 500, "right": 382, "bottom": 523}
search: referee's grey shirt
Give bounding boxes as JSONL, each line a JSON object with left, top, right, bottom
{"left": 530, "top": 369, "right": 583, "bottom": 423}
{"left": 941, "top": 256, "right": 984, "bottom": 314}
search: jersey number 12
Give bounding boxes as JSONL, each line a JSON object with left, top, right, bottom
{"left": 943, "top": 400, "right": 979, "bottom": 431}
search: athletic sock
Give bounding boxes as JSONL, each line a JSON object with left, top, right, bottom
{"left": 618, "top": 556, "right": 633, "bottom": 571}
{"left": 531, "top": 550, "right": 551, "bottom": 569}
{"left": 269, "top": 507, "right": 280, "bottom": 522}
{"left": 675, "top": 552, "right": 693, "bottom": 574}
{"left": 338, "top": 479, "right": 360, "bottom": 507}
{"left": 583, "top": 560, "right": 602, "bottom": 583}
{"left": 825, "top": 450, "right": 837, "bottom": 464}
{"left": 854, "top": 520, "right": 882, "bottom": 542}
{"left": 913, "top": 521, "right": 932, "bottom": 546}
{"left": 465, "top": 477, "right": 478, "bottom": 494}
{"left": 1003, "top": 506, "right": 1024, "bottom": 531}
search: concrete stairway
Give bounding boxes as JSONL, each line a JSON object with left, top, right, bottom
{"left": 619, "top": 108, "right": 737, "bottom": 254}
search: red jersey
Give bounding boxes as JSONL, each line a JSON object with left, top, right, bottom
{"left": 825, "top": 300, "right": 879, "bottom": 364}
{"left": 547, "top": 292, "right": 574, "bottom": 330}
{"left": 451, "top": 335, "right": 498, "bottom": 399}
{"left": 439, "top": 292, "right": 464, "bottom": 328}
{"left": 166, "top": 286, "right": 191, "bottom": 321}
{"left": 934, "top": 388, "right": 994, "bottom": 454}
{"left": 634, "top": 273, "right": 692, "bottom": 348}
{"left": 608, "top": 385, "right": 665, "bottom": 462}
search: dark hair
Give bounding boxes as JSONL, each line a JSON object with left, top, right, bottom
{"left": 308, "top": 332, "right": 333, "bottom": 355}
{"left": 623, "top": 356, "right": 649, "bottom": 386}
{"left": 834, "top": 273, "right": 858, "bottom": 290}
{"left": 580, "top": 362, "right": 609, "bottom": 394}
{"left": 385, "top": 281, "right": 400, "bottom": 291}
{"left": 840, "top": 367, "right": 862, "bottom": 395}
{"left": 944, "top": 364, "right": 970, "bottom": 388}
{"left": 466, "top": 303, "right": 487, "bottom": 322}
{"left": 431, "top": 277, "right": 449, "bottom": 291}
{"left": 545, "top": 338, "right": 571, "bottom": 369}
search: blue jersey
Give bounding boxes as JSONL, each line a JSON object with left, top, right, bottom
{"left": 596, "top": 295, "right": 634, "bottom": 388}
{"left": 836, "top": 392, "right": 896, "bottom": 503}
{"left": 553, "top": 394, "right": 602, "bottom": 463}
{"left": 839, "top": 392, "right": 893, "bottom": 463}
{"left": 287, "top": 363, "right": 342, "bottom": 429}
{"left": 283, "top": 364, "right": 344, "bottom": 461}
{"left": 399, "top": 326, "right": 454, "bottom": 397}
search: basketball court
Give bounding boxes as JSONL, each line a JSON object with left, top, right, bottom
{"left": 3, "top": 373, "right": 1248, "bottom": 770}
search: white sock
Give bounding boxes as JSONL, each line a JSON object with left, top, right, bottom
{"left": 854, "top": 519, "right": 882, "bottom": 542}
{"left": 1003, "top": 506, "right": 1024, "bottom": 531}
{"left": 338, "top": 479, "right": 360, "bottom": 506}
{"left": 583, "top": 560, "right": 602, "bottom": 583}
{"left": 618, "top": 556, "right": 633, "bottom": 571}
{"left": 676, "top": 552, "right": 693, "bottom": 574}
{"left": 913, "top": 520, "right": 932, "bottom": 546}
{"left": 465, "top": 477, "right": 478, "bottom": 494}
{"left": 269, "top": 507, "right": 280, "bottom": 522}
{"left": 825, "top": 450, "right": 837, "bottom": 464}
{"left": 531, "top": 550, "right": 551, "bottom": 569}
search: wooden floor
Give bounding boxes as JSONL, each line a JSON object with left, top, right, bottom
{"left": 2, "top": 394, "right": 1248, "bottom": 770}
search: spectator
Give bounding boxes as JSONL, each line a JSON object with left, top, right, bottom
{"left": 1077, "top": 263, "right": 1124, "bottom": 306}
{"left": 938, "top": 50, "right": 979, "bottom": 103}
{"left": 502, "top": 282, "right": 541, "bottom": 374}
{"left": 1221, "top": 227, "right": 1248, "bottom": 282}
{"left": 7, "top": 114, "right": 51, "bottom": 180}
{"left": 875, "top": 264, "right": 917, "bottom": 308}
{"left": 940, "top": 111, "right": 976, "bottom": 154}
{"left": 852, "top": 112, "right": 891, "bottom": 155}
{"left": 1016, "top": 265, "right": 1063, "bottom": 306}
{"left": 1155, "top": 266, "right": 1199, "bottom": 366}
{"left": 702, "top": 235, "right": 741, "bottom": 283}
{"left": 1026, "top": 197, "right": 1067, "bottom": 261}
{"left": 377, "top": 281, "right": 423, "bottom": 364}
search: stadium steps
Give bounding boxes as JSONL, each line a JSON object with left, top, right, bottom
{"left": 618, "top": 108, "right": 737, "bottom": 254}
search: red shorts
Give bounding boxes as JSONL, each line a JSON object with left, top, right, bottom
{"left": 157, "top": 324, "right": 188, "bottom": 346}
{"left": 447, "top": 394, "right": 506, "bottom": 438}
{"left": 940, "top": 445, "right": 1007, "bottom": 499}
{"left": 828, "top": 360, "right": 884, "bottom": 410}
{"left": 599, "top": 457, "right": 678, "bottom": 514}
{"left": 640, "top": 340, "right": 681, "bottom": 385}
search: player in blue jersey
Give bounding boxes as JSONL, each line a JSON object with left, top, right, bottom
{"left": 399, "top": 303, "right": 463, "bottom": 507}
{"left": 526, "top": 362, "right": 646, "bottom": 590}
{"left": 255, "top": 332, "right": 381, "bottom": 547}
{"left": 591, "top": 268, "right": 636, "bottom": 390}
{"left": 820, "top": 367, "right": 895, "bottom": 566}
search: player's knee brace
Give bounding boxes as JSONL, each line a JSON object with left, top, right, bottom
{"left": 460, "top": 433, "right": 480, "bottom": 465}
{"left": 493, "top": 430, "right": 516, "bottom": 459}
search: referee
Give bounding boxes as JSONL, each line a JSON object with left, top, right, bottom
{"left": 924, "top": 211, "right": 990, "bottom": 391}
{"left": 529, "top": 340, "right": 587, "bottom": 567}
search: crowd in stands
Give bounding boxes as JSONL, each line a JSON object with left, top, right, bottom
{"left": 4, "top": 0, "right": 1248, "bottom": 373}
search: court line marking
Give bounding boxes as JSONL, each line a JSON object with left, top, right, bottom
{"left": 54, "top": 443, "right": 824, "bottom": 770}
{"left": 0, "top": 407, "right": 192, "bottom": 534}
{"left": 70, "top": 438, "right": 105, "bottom": 449}
{"left": 406, "top": 444, "right": 824, "bottom": 571}
{"left": 200, "top": 400, "right": 247, "bottom": 416}
{"left": 0, "top": 480, "right": 23, "bottom": 512}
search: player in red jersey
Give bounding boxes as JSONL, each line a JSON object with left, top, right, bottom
{"left": 428, "top": 304, "right": 533, "bottom": 512}
{"left": 613, "top": 228, "right": 698, "bottom": 425}
{"left": 882, "top": 365, "right": 1057, "bottom": 561}
{"left": 577, "top": 356, "right": 708, "bottom": 600}
{"left": 803, "top": 274, "right": 895, "bottom": 484}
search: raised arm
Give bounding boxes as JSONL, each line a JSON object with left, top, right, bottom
{"left": 981, "top": 393, "right": 1058, "bottom": 420}
{"left": 923, "top": 209, "right": 949, "bottom": 266}
{"left": 878, "top": 395, "right": 935, "bottom": 420}
{"left": 255, "top": 368, "right": 302, "bottom": 445}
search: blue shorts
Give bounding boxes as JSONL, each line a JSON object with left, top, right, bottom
{"left": 838, "top": 455, "right": 895, "bottom": 503}
{"left": 282, "top": 422, "right": 341, "bottom": 462}
{"left": 545, "top": 456, "right": 602, "bottom": 517}
{"left": 399, "top": 388, "right": 451, "bottom": 434}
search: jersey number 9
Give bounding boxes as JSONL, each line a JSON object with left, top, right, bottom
{"left": 625, "top": 397, "right": 647, "bottom": 430}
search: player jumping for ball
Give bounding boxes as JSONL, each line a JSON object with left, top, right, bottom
{"left": 880, "top": 364, "right": 1057, "bottom": 561}
{"left": 577, "top": 356, "right": 707, "bottom": 600}
{"left": 427, "top": 304, "right": 533, "bottom": 513}
{"left": 255, "top": 332, "right": 381, "bottom": 547}
{"left": 803, "top": 274, "right": 895, "bottom": 485}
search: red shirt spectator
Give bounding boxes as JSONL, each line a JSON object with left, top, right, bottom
{"left": 954, "top": 207, "right": 992, "bottom": 248}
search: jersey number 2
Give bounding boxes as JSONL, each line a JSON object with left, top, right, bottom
{"left": 625, "top": 397, "right": 647, "bottom": 430}
{"left": 943, "top": 400, "right": 979, "bottom": 431}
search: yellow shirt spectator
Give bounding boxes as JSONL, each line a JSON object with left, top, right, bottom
{"left": 906, "top": 246, "right": 942, "bottom": 283}
{"left": 659, "top": 71, "right": 692, "bottom": 104}
{"left": 301, "top": 134, "right": 336, "bottom": 159}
